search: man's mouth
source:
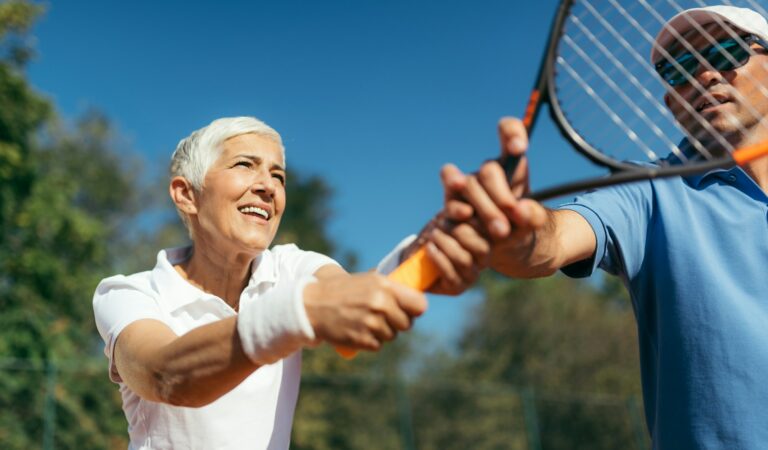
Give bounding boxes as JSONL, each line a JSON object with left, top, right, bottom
{"left": 238, "top": 205, "right": 270, "bottom": 220}
{"left": 694, "top": 93, "right": 731, "bottom": 113}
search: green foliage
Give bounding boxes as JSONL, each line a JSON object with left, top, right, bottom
{"left": 0, "top": 1, "right": 42, "bottom": 67}
{"left": 275, "top": 172, "right": 336, "bottom": 256}
{"left": 0, "top": 3, "right": 139, "bottom": 446}
{"left": 293, "top": 340, "right": 417, "bottom": 450}
{"left": 0, "top": 2, "right": 648, "bottom": 448}
{"left": 407, "top": 274, "right": 647, "bottom": 449}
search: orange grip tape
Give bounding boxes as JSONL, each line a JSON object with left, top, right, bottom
{"left": 522, "top": 90, "right": 540, "bottom": 129}
{"left": 733, "top": 140, "right": 768, "bottom": 166}
{"left": 335, "top": 245, "right": 440, "bottom": 359}
{"left": 387, "top": 245, "right": 441, "bottom": 292}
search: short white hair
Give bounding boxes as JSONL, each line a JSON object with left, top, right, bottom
{"left": 170, "top": 116, "right": 285, "bottom": 191}
{"left": 170, "top": 117, "right": 285, "bottom": 236}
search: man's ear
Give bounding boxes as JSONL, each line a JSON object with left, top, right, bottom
{"left": 170, "top": 176, "right": 198, "bottom": 216}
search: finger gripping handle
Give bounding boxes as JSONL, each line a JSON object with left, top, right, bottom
{"left": 334, "top": 245, "right": 440, "bottom": 359}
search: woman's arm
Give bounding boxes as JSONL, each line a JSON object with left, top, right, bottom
{"left": 114, "top": 317, "right": 256, "bottom": 408}
{"left": 113, "top": 264, "right": 427, "bottom": 408}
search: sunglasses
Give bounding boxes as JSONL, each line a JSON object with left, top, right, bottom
{"left": 655, "top": 34, "right": 768, "bottom": 87}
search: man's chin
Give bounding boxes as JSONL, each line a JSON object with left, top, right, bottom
{"left": 689, "top": 128, "right": 739, "bottom": 157}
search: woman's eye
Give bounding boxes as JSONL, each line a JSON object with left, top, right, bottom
{"left": 234, "top": 161, "right": 251, "bottom": 168}
{"left": 273, "top": 173, "right": 286, "bottom": 184}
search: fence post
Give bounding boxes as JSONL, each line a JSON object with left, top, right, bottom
{"left": 520, "top": 387, "right": 542, "bottom": 450}
{"left": 43, "top": 360, "right": 57, "bottom": 450}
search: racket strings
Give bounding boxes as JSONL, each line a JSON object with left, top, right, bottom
{"left": 563, "top": 2, "right": 679, "bottom": 154}
{"left": 557, "top": 5, "right": 670, "bottom": 159}
{"left": 561, "top": 34, "right": 666, "bottom": 160}
{"left": 611, "top": 0, "right": 730, "bottom": 157}
{"left": 553, "top": 0, "right": 768, "bottom": 167}
{"left": 565, "top": 10, "right": 683, "bottom": 160}
{"left": 559, "top": 0, "right": 710, "bottom": 161}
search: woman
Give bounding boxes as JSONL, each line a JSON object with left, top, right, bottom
{"left": 93, "top": 116, "right": 487, "bottom": 449}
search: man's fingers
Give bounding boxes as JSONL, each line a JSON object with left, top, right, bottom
{"left": 521, "top": 199, "right": 549, "bottom": 228}
{"left": 506, "top": 198, "right": 548, "bottom": 230}
{"left": 444, "top": 199, "right": 474, "bottom": 221}
{"left": 429, "top": 227, "right": 477, "bottom": 284}
{"left": 476, "top": 160, "right": 522, "bottom": 220}
{"left": 506, "top": 155, "right": 530, "bottom": 199}
{"left": 441, "top": 164, "right": 468, "bottom": 200}
{"left": 496, "top": 117, "right": 531, "bottom": 199}
{"left": 451, "top": 222, "right": 491, "bottom": 267}
{"left": 466, "top": 167, "right": 513, "bottom": 239}
{"left": 424, "top": 241, "right": 463, "bottom": 293}
{"left": 498, "top": 117, "right": 529, "bottom": 158}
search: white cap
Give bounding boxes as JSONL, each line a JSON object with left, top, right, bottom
{"left": 650, "top": 5, "right": 768, "bottom": 63}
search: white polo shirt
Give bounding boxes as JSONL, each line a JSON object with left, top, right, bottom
{"left": 93, "top": 244, "right": 338, "bottom": 450}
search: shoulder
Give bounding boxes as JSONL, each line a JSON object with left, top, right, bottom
{"left": 95, "top": 270, "right": 155, "bottom": 297}
{"left": 92, "top": 270, "right": 160, "bottom": 318}
{"left": 269, "top": 244, "right": 340, "bottom": 277}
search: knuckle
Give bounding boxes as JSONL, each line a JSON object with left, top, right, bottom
{"left": 372, "top": 273, "right": 389, "bottom": 289}
{"left": 369, "top": 291, "right": 391, "bottom": 312}
{"left": 363, "top": 315, "right": 381, "bottom": 330}
{"left": 477, "top": 164, "right": 497, "bottom": 182}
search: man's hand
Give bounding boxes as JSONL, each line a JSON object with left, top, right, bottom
{"left": 433, "top": 117, "right": 589, "bottom": 279}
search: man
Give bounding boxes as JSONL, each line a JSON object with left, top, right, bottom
{"left": 434, "top": 5, "right": 768, "bottom": 448}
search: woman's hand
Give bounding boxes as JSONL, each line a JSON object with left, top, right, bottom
{"left": 304, "top": 267, "right": 427, "bottom": 351}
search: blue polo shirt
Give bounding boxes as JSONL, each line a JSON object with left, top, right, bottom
{"left": 559, "top": 160, "right": 768, "bottom": 449}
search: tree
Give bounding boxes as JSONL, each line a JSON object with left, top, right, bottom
{"left": 408, "top": 273, "right": 646, "bottom": 449}
{"left": 0, "top": 3, "right": 143, "bottom": 446}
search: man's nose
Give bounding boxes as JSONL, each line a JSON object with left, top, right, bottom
{"left": 693, "top": 61, "right": 726, "bottom": 88}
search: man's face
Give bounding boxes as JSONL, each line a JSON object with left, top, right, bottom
{"left": 663, "top": 22, "right": 768, "bottom": 150}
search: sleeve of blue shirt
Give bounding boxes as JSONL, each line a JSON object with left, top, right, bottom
{"left": 557, "top": 179, "right": 654, "bottom": 280}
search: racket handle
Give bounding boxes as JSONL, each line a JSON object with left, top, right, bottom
{"left": 501, "top": 155, "right": 522, "bottom": 179}
{"left": 387, "top": 245, "right": 441, "bottom": 291}
{"left": 335, "top": 245, "right": 440, "bottom": 359}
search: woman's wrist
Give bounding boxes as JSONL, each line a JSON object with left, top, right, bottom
{"left": 237, "top": 275, "right": 317, "bottom": 365}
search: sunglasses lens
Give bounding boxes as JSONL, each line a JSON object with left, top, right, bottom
{"left": 660, "top": 37, "right": 754, "bottom": 86}
{"left": 658, "top": 52, "right": 696, "bottom": 86}
{"left": 709, "top": 39, "right": 749, "bottom": 71}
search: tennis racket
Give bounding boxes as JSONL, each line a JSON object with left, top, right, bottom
{"left": 337, "top": 0, "right": 768, "bottom": 358}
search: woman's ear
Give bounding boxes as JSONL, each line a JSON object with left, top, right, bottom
{"left": 170, "top": 176, "right": 198, "bottom": 216}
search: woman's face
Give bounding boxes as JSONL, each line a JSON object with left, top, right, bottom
{"left": 193, "top": 133, "right": 286, "bottom": 255}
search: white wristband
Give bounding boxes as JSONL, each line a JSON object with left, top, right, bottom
{"left": 237, "top": 275, "right": 317, "bottom": 365}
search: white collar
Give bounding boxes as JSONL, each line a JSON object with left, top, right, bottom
{"left": 151, "top": 245, "right": 279, "bottom": 312}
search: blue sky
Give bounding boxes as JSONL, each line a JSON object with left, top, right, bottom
{"left": 28, "top": 0, "right": 603, "bottom": 346}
